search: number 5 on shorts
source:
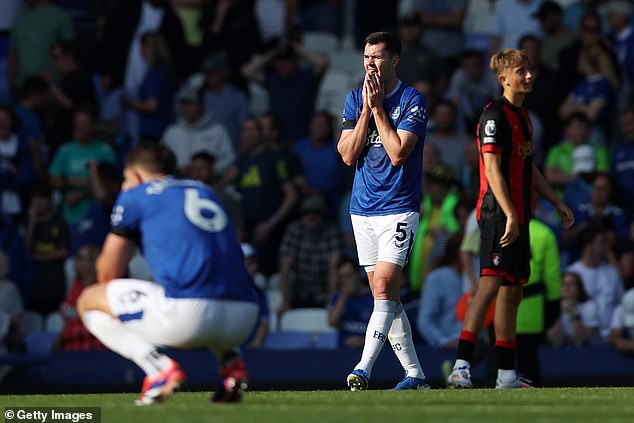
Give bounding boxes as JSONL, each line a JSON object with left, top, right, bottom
{"left": 395, "top": 222, "right": 407, "bottom": 245}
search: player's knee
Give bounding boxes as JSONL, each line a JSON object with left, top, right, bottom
{"left": 371, "top": 277, "right": 393, "bottom": 299}
{"left": 77, "top": 284, "right": 104, "bottom": 318}
{"left": 500, "top": 286, "right": 523, "bottom": 307}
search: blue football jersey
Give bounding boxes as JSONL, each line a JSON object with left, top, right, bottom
{"left": 342, "top": 81, "right": 428, "bottom": 216}
{"left": 110, "top": 177, "right": 257, "bottom": 302}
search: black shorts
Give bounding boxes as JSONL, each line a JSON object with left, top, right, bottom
{"left": 478, "top": 219, "right": 530, "bottom": 285}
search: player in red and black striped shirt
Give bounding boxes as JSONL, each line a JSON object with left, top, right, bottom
{"left": 448, "top": 49, "right": 574, "bottom": 389}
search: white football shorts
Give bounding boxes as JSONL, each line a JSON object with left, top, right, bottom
{"left": 351, "top": 211, "right": 420, "bottom": 269}
{"left": 106, "top": 279, "right": 259, "bottom": 353}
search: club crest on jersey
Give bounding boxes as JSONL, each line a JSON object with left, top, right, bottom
{"left": 492, "top": 253, "right": 502, "bottom": 267}
{"left": 390, "top": 106, "right": 400, "bottom": 120}
{"left": 484, "top": 120, "right": 497, "bottom": 136}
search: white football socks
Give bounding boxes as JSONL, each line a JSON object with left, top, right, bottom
{"left": 82, "top": 310, "right": 171, "bottom": 377}
{"left": 388, "top": 303, "right": 425, "bottom": 380}
{"left": 354, "top": 299, "right": 396, "bottom": 377}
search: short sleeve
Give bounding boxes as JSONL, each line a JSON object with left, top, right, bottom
{"left": 478, "top": 107, "right": 504, "bottom": 155}
{"left": 398, "top": 92, "right": 428, "bottom": 140}
{"left": 342, "top": 90, "right": 359, "bottom": 130}
{"left": 582, "top": 300, "right": 600, "bottom": 329}
{"left": 48, "top": 146, "right": 68, "bottom": 177}
{"left": 609, "top": 305, "right": 623, "bottom": 330}
{"left": 110, "top": 190, "right": 142, "bottom": 240}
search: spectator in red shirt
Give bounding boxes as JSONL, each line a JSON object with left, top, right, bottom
{"left": 55, "top": 244, "right": 106, "bottom": 351}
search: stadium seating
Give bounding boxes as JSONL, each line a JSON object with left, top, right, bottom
{"left": 45, "top": 312, "right": 65, "bottom": 333}
{"left": 302, "top": 31, "right": 340, "bottom": 55}
{"left": 316, "top": 70, "right": 352, "bottom": 116}
{"left": 327, "top": 50, "right": 363, "bottom": 81}
{"left": 266, "top": 289, "right": 283, "bottom": 330}
{"left": 280, "top": 308, "right": 332, "bottom": 334}
{"left": 249, "top": 82, "right": 270, "bottom": 116}
{"left": 313, "top": 331, "right": 338, "bottom": 349}
{"left": 64, "top": 257, "right": 76, "bottom": 291}
{"left": 23, "top": 331, "right": 58, "bottom": 355}
{"left": 263, "top": 331, "right": 312, "bottom": 350}
{"left": 20, "top": 311, "right": 44, "bottom": 336}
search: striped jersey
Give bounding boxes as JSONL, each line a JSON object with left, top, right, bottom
{"left": 476, "top": 97, "right": 534, "bottom": 224}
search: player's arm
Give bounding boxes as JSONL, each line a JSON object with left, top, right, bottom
{"left": 367, "top": 73, "right": 424, "bottom": 166}
{"left": 96, "top": 233, "right": 136, "bottom": 283}
{"left": 533, "top": 163, "right": 574, "bottom": 229}
{"left": 240, "top": 48, "right": 277, "bottom": 85}
{"left": 373, "top": 109, "right": 419, "bottom": 166}
{"left": 338, "top": 87, "right": 371, "bottom": 166}
{"left": 482, "top": 152, "right": 518, "bottom": 247}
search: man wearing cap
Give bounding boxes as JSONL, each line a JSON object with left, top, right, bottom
{"left": 201, "top": 54, "right": 249, "bottom": 147}
{"left": 545, "top": 113, "right": 609, "bottom": 194}
{"left": 608, "top": 288, "right": 634, "bottom": 353}
{"left": 338, "top": 31, "right": 430, "bottom": 391}
{"left": 161, "top": 81, "right": 235, "bottom": 180}
{"left": 278, "top": 195, "right": 341, "bottom": 312}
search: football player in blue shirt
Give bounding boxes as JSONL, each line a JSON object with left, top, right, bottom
{"left": 77, "top": 143, "right": 258, "bottom": 405}
{"left": 338, "top": 31, "right": 429, "bottom": 391}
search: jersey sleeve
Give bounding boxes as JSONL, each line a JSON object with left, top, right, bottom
{"left": 397, "top": 91, "right": 428, "bottom": 139}
{"left": 110, "top": 189, "right": 142, "bottom": 241}
{"left": 341, "top": 90, "right": 359, "bottom": 131}
{"left": 478, "top": 106, "right": 505, "bottom": 155}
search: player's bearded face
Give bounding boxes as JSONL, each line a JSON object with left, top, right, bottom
{"left": 363, "top": 43, "right": 395, "bottom": 81}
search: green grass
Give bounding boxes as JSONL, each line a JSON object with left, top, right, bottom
{"left": 2, "top": 388, "right": 634, "bottom": 423}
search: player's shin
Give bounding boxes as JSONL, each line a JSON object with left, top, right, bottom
{"left": 82, "top": 310, "right": 171, "bottom": 377}
{"left": 388, "top": 303, "right": 425, "bottom": 379}
{"left": 354, "top": 299, "right": 396, "bottom": 376}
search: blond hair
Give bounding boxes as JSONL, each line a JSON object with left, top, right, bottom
{"left": 489, "top": 48, "right": 528, "bottom": 76}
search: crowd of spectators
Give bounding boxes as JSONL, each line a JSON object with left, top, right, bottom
{"left": 1, "top": 0, "right": 634, "bottom": 376}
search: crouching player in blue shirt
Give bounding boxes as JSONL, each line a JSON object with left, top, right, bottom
{"left": 77, "top": 143, "right": 258, "bottom": 405}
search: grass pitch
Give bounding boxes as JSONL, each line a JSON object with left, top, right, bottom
{"left": 2, "top": 388, "right": 634, "bottom": 423}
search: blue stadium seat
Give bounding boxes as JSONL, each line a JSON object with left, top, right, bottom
{"left": 313, "top": 331, "right": 338, "bottom": 349}
{"left": 23, "top": 331, "right": 59, "bottom": 354}
{"left": 263, "top": 331, "right": 312, "bottom": 350}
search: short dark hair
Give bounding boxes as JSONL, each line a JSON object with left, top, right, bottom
{"left": 337, "top": 255, "right": 360, "bottom": 272}
{"left": 561, "top": 271, "right": 590, "bottom": 303}
{"left": 566, "top": 111, "right": 591, "bottom": 126}
{"left": 74, "top": 105, "right": 98, "bottom": 121}
{"left": 0, "top": 105, "right": 20, "bottom": 132}
{"left": 260, "top": 112, "right": 285, "bottom": 137}
{"left": 518, "top": 34, "right": 541, "bottom": 49}
{"left": 19, "top": 76, "right": 49, "bottom": 99}
{"left": 364, "top": 32, "right": 401, "bottom": 57}
{"left": 191, "top": 151, "right": 216, "bottom": 165}
{"left": 125, "top": 142, "right": 177, "bottom": 175}
{"left": 578, "top": 222, "right": 607, "bottom": 250}
{"left": 462, "top": 49, "right": 484, "bottom": 62}
{"left": 431, "top": 99, "right": 458, "bottom": 116}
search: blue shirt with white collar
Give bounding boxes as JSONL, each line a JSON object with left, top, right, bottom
{"left": 342, "top": 80, "right": 428, "bottom": 216}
